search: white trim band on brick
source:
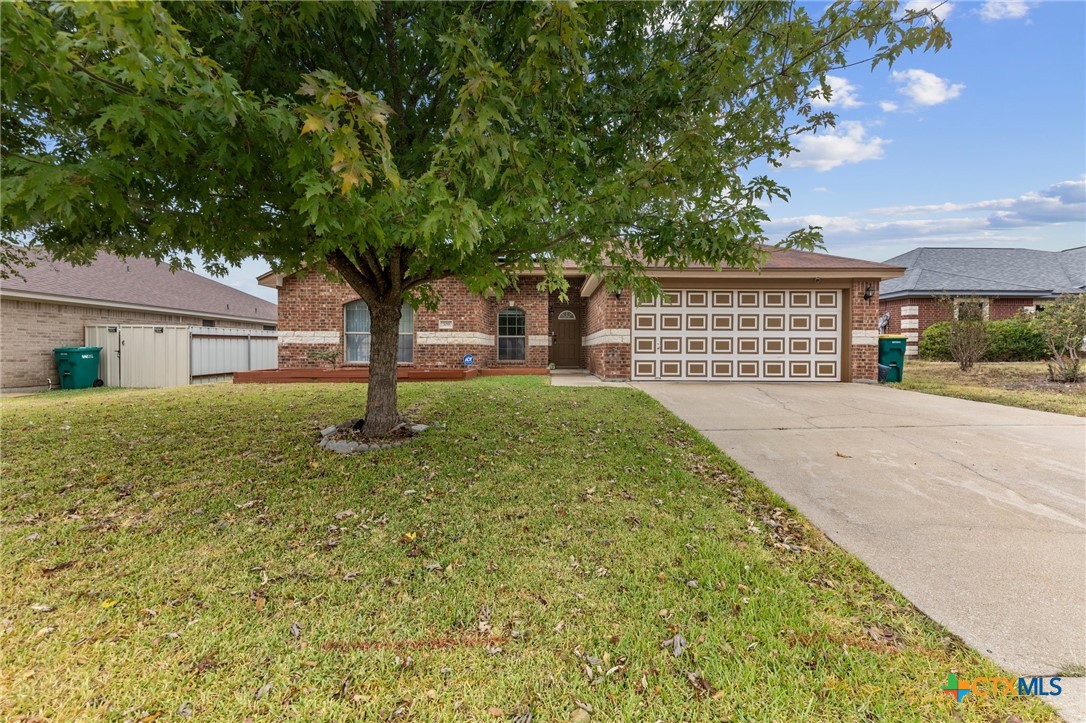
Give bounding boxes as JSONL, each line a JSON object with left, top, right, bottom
{"left": 851, "top": 330, "right": 879, "bottom": 346}
{"left": 901, "top": 319, "right": 919, "bottom": 330}
{"left": 583, "top": 328, "right": 631, "bottom": 347}
{"left": 416, "top": 331, "right": 494, "bottom": 346}
{"left": 905, "top": 332, "right": 919, "bottom": 342}
{"left": 901, "top": 305, "right": 919, "bottom": 316}
{"left": 528, "top": 335, "right": 550, "bottom": 347}
{"left": 279, "top": 331, "right": 340, "bottom": 345}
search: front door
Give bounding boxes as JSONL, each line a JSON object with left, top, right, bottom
{"left": 550, "top": 307, "right": 582, "bottom": 368}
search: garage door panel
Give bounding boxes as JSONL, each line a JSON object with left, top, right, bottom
{"left": 631, "top": 288, "right": 842, "bottom": 382}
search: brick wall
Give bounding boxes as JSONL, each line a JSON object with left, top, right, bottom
{"left": 276, "top": 272, "right": 552, "bottom": 370}
{"left": 0, "top": 298, "right": 266, "bottom": 390}
{"left": 880, "top": 295, "right": 1034, "bottom": 357}
{"left": 849, "top": 279, "right": 881, "bottom": 382}
{"left": 584, "top": 285, "right": 631, "bottom": 379}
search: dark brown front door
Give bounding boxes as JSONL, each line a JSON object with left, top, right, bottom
{"left": 550, "top": 307, "right": 582, "bottom": 368}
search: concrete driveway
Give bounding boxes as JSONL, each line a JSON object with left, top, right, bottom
{"left": 633, "top": 382, "right": 1086, "bottom": 720}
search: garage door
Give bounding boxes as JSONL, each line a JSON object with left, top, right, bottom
{"left": 631, "top": 289, "right": 842, "bottom": 381}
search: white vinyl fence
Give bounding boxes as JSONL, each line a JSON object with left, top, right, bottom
{"left": 84, "top": 325, "right": 276, "bottom": 388}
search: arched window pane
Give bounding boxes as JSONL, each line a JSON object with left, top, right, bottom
{"left": 344, "top": 301, "right": 414, "bottom": 363}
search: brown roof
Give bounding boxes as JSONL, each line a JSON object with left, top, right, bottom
{"left": 1, "top": 250, "right": 276, "bottom": 323}
{"left": 637, "top": 246, "right": 902, "bottom": 275}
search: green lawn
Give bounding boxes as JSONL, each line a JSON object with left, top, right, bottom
{"left": 1, "top": 379, "right": 1056, "bottom": 721}
{"left": 892, "top": 360, "right": 1086, "bottom": 417}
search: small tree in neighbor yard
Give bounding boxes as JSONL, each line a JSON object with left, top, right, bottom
{"left": 1033, "top": 295, "right": 1086, "bottom": 382}
{"left": 2, "top": 2, "right": 949, "bottom": 435}
{"left": 942, "top": 296, "right": 989, "bottom": 371}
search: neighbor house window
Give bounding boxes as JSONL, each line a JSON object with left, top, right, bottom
{"left": 201, "top": 319, "right": 216, "bottom": 328}
{"left": 344, "top": 301, "right": 414, "bottom": 363}
{"left": 497, "top": 308, "right": 526, "bottom": 361}
{"left": 954, "top": 299, "right": 988, "bottom": 322}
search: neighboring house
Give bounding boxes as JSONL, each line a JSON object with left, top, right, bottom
{"left": 259, "top": 247, "right": 901, "bottom": 382}
{"left": 879, "top": 247, "right": 1086, "bottom": 357}
{"left": 0, "top": 251, "right": 277, "bottom": 390}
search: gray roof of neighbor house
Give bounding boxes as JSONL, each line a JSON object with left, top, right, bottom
{"left": 879, "top": 247, "right": 1086, "bottom": 300}
{"left": 0, "top": 250, "right": 277, "bottom": 324}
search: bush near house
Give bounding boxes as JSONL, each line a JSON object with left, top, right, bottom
{"left": 1034, "top": 295, "right": 1086, "bottom": 383}
{"left": 985, "top": 319, "right": 1048, "bottom": 362}
{"left": 919, "top": 318, "right": 1047, "bottom": 363}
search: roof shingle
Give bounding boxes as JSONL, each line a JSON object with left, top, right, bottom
{"left": 879, "top": 247, "right": 1086, "bottom": 299}
{"left": 1, "top": 250, "right": 276, "bottom": 323}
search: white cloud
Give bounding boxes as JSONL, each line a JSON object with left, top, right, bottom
{"left": 812, "top": 187, "right": 830, "bottom": 193}
{"left": 810, "top": 75, "right": 864, "bottom": 109}
{"left": 903, "top": 1, "right": 954, "bottom": 20}
{"left": 766, "top": 179, "right": 1085, "bottom": 250}
{"left": 891, "top": 69, "right": 964, "bottom": 106}
{"left": 786, "top": 122, "right": 888, "bottom": 172}
{"left": 879, "top": 101, "right": 899, "bottom": 112}
{"left": 978, "top": 0, "right": 1031, "bottom": 21}
{"left": 870, "top": 179, "right": 1086, "bottom": 224}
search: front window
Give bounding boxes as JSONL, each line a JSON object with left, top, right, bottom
{"left": 344, "top": 301, "right": 414, "bottom": 363}
{"left": 497, "top": 308, "right": 526, "bottom": 361}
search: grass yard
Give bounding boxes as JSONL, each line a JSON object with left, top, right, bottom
{"left": 1, "top": 378, "right": 1057, "bottom": 722}
{"left": 892, "top": 360, "right": 1086, "bottom": 417}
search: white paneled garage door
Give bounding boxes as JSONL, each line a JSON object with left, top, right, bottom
{"left": 631, "top": 289, "right": 842, "bottom": 381}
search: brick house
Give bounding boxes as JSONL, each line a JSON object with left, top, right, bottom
{"left": 0, "top": 251, "right": 277, "bottom": 390}
{"left": 879, "top": 247, "right": 1086, "bottom": 357}
{"left": 259, "top": 247, "right": 902, "bottom": 383}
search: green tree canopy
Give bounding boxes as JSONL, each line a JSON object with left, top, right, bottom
{"left": 1, "top": 0, "right": 948, "bottom": 434}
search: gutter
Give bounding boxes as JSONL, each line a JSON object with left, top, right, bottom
{"left": 0, "top": 289, "right": 276, "bottom": 326}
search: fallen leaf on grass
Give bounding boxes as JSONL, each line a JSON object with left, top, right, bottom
{"left": 254, "top": 683, "right": 273, "bottom": 700}
{"left": 41, "top": 561, "right": 75, "bottom": 575}
{"left": 685, "top": 670, "right": 715, "bottom": 698}
{"left": 569, "top": 710, "right": 591, "bottom": 723}
{"left": 487, "top": 708, "right": 504, "bottom": 718}
{"left": 289, "top": 622, "right": 302, "bottom": 639}
{"left": 178, "top": 701, "right": 193, "bottom": 718}
{"left": 100, "top": 599, "right": 119, "bottom": 609}
{"left": 254, "top": 596, "right": 266, "bottom": 612}
{"left": 235, "top": 500, "right": 258, "bottom": 509}
{"left": 30, "top": 604, "right": 54, "bottom": 613}
{"left": 661, "top": 633, "right": 688, "bottom": 658}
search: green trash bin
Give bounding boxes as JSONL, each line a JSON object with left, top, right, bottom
{"left": 53, "top": 347, "right": 103, "bottom": 389}
{"left": 877, "top": 335, "right": 907, "bottom": 383}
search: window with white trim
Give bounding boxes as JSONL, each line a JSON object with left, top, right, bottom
{"left": 497, "top": 308, "right": 526, "bottom": 361}
{"left": 954, "top": 298, "right": 988, "bottom": 322}
{"left": 344, "top": 301, "right": 414, "bottom": 363}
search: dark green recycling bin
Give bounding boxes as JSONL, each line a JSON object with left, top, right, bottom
{"left": 53, "top": 347, "right": 103, "bottom": 389}
{"left": 877, "top": 335, "right": 907, "bottom": 383}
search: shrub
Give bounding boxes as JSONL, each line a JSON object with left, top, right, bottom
{"left": 918, "top": 322, "right": 952, "bottom": 360}
{"left": 985, "top": 318, "right": 1048, "bottom": 361}
{"left": 919, "top": 317, "right": 1047, "bottom": 363}
{"left": 1033, "top": 295, "right": 1086, "bottom": 382}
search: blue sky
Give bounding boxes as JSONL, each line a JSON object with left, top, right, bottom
{"left": 217, "top": 0, "right": 1086, "bottom": 303}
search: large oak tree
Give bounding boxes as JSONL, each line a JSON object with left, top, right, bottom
{"left": 1, "top": 1, "right": 947, "bottom": 435}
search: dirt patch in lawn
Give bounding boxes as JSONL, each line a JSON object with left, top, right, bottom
{"left": 895, "top": 361, "right": 1086, "bottom": 416}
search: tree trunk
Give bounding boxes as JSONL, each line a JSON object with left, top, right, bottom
{"left": 362, "top": 297, "right": 403, "bottom": 437}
